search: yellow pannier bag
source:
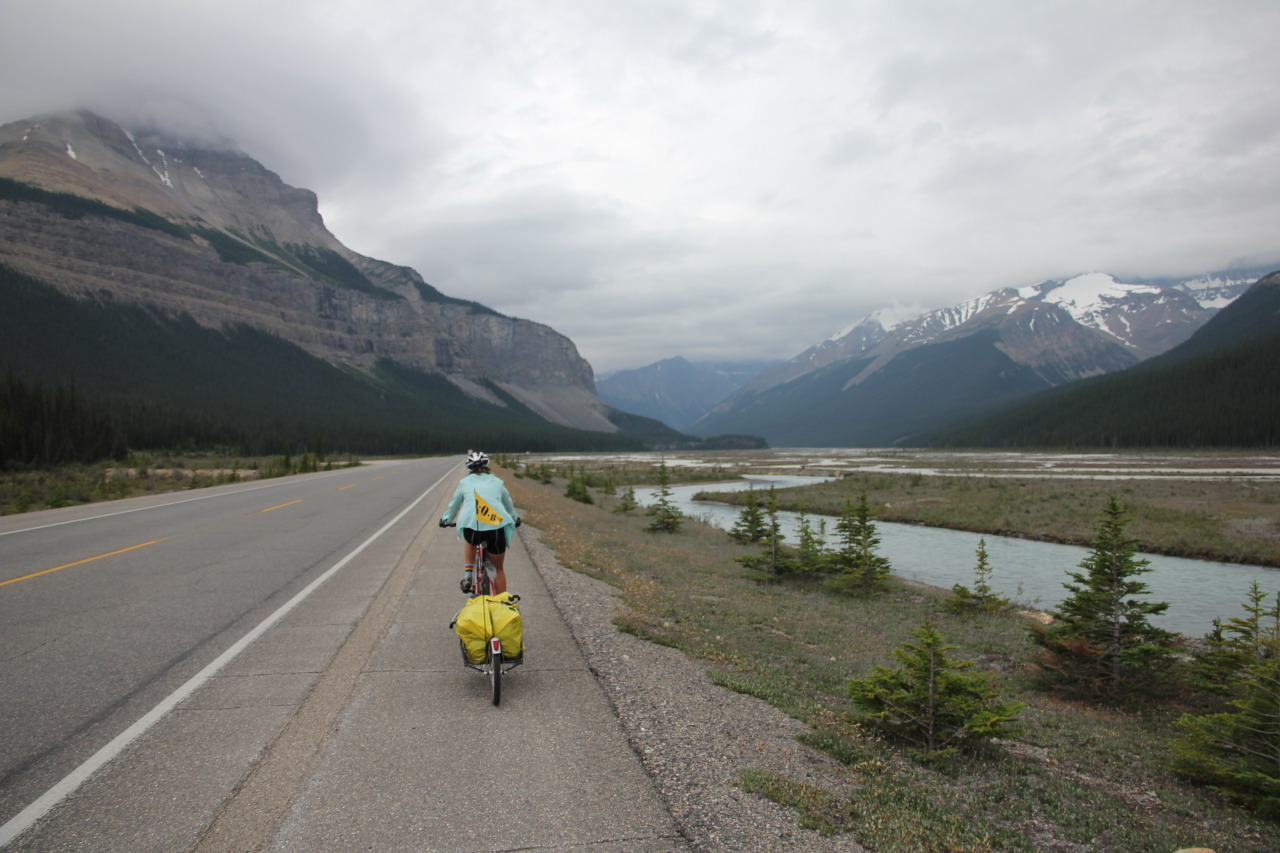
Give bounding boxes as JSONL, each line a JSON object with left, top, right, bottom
{"left": 452, "top": 592, "right": 523, "bottom": 663}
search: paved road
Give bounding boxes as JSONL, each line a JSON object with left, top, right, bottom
{"left": 0, "top": 459, "right": 688, "bottom": 852}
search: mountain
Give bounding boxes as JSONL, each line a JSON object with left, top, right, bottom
{"left": 921, "top": 271, "right": 1280, "bottom": 447}
{"left": 695, "top": 268, "right": 1271, "bottom": 446}
{"left": 0, "top": 110, "right": 642, "bottom": 457}
{"left": 596, "top": 357, "right": 777, "bottom": 431}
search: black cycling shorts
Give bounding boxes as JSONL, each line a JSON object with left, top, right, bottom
{"left": 462, "top": 527, "right": 507, "bottom": 555}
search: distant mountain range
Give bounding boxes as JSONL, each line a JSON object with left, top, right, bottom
{"left": 922, "top": 271, "right": 1280, "bottom": 448}
{"left": 596, "top": 357, "right": 778, "bottom": 431}
{"left": 691, "top": 267, "right": 1275, "bottom": 446}
{"left": 2, "top": 109, "right": 1274, "bottom": 457}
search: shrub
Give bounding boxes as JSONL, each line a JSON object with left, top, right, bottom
{"left": 848, "top": 619, "right": 1024, "bottom": 759}
{"left": 565, "top": 475, "right": 593, "bottom": 504}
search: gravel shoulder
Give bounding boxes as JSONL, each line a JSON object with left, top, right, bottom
{"left": 521, "top": 524, "right": 868, "bottom": 853}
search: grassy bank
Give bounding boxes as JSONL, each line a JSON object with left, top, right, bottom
{"left": 506, "top": 466, "right": 1279, "bottom": 853}
{"left": 697, "top": 471, "right": 1280, "bottom": 568}
{"left": 0, "top": 451, "right": 360, "bottom": 514}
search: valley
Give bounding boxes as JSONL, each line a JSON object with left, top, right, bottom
{"left": 516, "top": 447, "right": 1280, "bottom": 567}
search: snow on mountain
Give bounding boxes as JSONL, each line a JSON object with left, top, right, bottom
{"left": 1026, "top": 272, "right": 1159, "bottom": 321}
{"left": 741, "top": 263, "right": 1269, "bottom": 406}
{"left": 1171, "top": 271, "right": 1264, "bottom": 309}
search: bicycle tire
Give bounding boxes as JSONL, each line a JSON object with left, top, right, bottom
{"left": 490, "top": 644, "right": 502, "bottom": 705}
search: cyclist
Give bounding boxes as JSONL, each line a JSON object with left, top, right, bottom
{"left": 439, "top": 451, "right": 520, "bottom": 594}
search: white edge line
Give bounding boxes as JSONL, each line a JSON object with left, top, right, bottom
{"left": 0, "top": 471, "right": 450, "bottom": 848}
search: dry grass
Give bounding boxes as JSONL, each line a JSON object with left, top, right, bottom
{"left": 707, "top": 473, "right": 1280, "bottom": 567}
{"left": 506, "top": 465, "right": 1280, "bottom": 853}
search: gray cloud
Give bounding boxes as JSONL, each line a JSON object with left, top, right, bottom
{"left": 3, "top": 0, "right": 1279, "bottom": 372}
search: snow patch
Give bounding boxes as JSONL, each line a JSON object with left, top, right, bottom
{"left": 1037, "top": 273, "right": 1160, "bottom": 328}
{"left": 151, "top": 148, "right": 173, "bottom": 188}
{"left": 65, "top": 143, "right": 76, "bottom": 161}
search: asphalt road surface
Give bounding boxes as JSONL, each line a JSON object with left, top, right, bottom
{"left": 0, "top": 458, "right": 688, "bottom": 852}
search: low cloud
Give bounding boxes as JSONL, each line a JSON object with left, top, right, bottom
{"left": 3, "top": 0, "right": 1279, "bottom": 372}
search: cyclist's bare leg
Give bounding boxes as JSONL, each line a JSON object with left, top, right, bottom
{"left": 491, "top": 552, "right": 507, "bottom": 594}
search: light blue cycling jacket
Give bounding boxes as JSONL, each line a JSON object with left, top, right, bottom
{"left": 441, "top": 472, "right": 519, "bottom": 545}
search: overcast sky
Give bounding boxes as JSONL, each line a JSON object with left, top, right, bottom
{"left": 3, "top": 0, "right": 1279, "bottom": 373}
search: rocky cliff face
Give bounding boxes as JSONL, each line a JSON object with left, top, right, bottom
{"left": 0, "top": 111, "right": 614, "bottom": 432}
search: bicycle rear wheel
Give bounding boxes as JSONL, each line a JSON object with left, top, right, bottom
{"left": 489, "top": 639, "right": 502, "bottom": 705}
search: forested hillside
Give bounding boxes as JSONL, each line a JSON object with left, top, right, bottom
{"left": 0, "top": 264, "right": 643, "bottom": 467}
{"left": 924, "top": 271, "right": 1280, "bottom": 448}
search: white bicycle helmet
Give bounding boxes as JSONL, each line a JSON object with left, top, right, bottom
{"left": 466, "top": 450, "right": 490, "bottom": 471}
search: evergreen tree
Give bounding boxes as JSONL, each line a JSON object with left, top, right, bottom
{"left": 848, "top": 619, "right": 1024, "bottom": 760}
{"left": 794, "top": 505, "right": 829, "bottom": 574}
{"left": 946, "top": 538, "right": 1011, "bottom": 613}
{"left": 565, "top": 474, "right": 593, "bottom": 504}
{"left": 1030, "top": 495, "right": 1176, "bottom": 701}
{"left": 826, "top": 493, "right": 891, "bottom": 596}
{"left": 1171, "top": 625, "right": 1280, "bottom": 815}
{"left": 613, "top": 485, "right": 639, "bottom": 514}
{"left": 645, "top": 459, "right": 683, "bottom": 533}
{"left": 736, "top": 486, "right": 795, "bottom": 575}
{"left": 728, "top": 487, "right": 767, "bottom": 544}
{"left": 1191, "top": 582, "right": 1280, "bottom": 696}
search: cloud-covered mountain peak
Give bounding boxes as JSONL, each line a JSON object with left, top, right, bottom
{"left": 1024, "top": 272, "right": 1160, "bottom": 324}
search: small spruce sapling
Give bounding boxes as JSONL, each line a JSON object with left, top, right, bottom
{"left": 826, "top": 493, "right": 891, "bottom": 596}
{"left": 613, "top": 485, "right": 639, "bottom": 514}
{"left": 794, "top": 505, "right": 828, "bottom": 574}
{"left": 728, "top": 487, "right": 767, "bottom": 544}
{"left": 1171, "top": 590, "right": 1280, "bottom": 816}
{"left": 1030, "top": 494, "right": 1176, "bottom": 701}
{"left": 946, "top": 538, "right": 1011, "bottom": 613}
{"left": 735, "top": 486, "right": 796, "bottom": 576}
{"left": 847, "top": 619, "right": 1024, "bottom": 760}
{"left": 645, "top": 459, "right": 683, "bottom": 533}
{"left": 1190, "top": 581, "right": 1280, "bottom": 696}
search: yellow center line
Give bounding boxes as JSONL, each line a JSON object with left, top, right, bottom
{"left": 371, "top": 476, "right": 385, "bottom": 482}
{"left": 260, "top": 500, "right": 303, "bottom": 513}
{"left": 336, "top": 485, "right": 356, "bottom": 491}
{"left": 0, "top": 539, "right": 169, "bottom": 588}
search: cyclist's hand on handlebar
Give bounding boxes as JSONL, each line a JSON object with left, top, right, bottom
{"left": 438, "top": 517, "right": 449, "bottom": 528}
{"left": 515, "top": 517, "right": 522, "bottom": 528}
